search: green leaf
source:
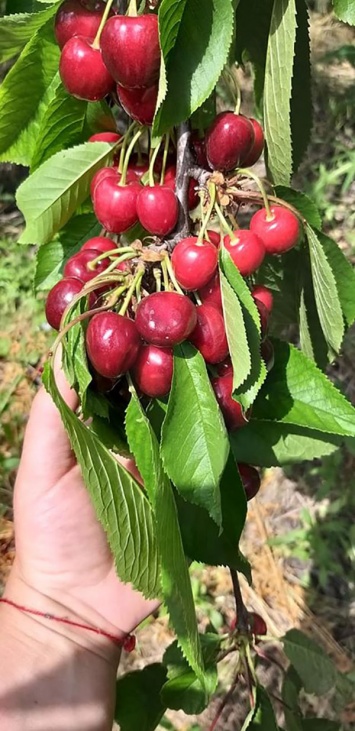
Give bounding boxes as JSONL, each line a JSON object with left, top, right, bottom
{"left": 161, "top": 341, "right": 229, "bottom": 527}
{"left": 282, "top": 629, "right": 337, "bottom": 696}
{"left": 242, "top": 685, "right": 278, "bottom": 730}
{"left": 0, "top": 4, "right": 58, "bottom": 63}
{"left": 17, "top": 142, "right": 115, "bottom": 245}
{"left": 62, "top": 297, "right": 92, "bottom": 407}
{"left": 252, "top": 339, "right": 355, "bottom": 437}
{"left": 257, "top": 249, "right": 302, "bottom": 335}
{"left": 0, "top": 18, "right": 60, "bottom": 165}
{"left": 115, "top": 664, "right": 167, "bottom": 731}
{"left": 34, "top": 213, "right": 101, "bottom": 291}
{"left": 316, "top": 230, "right": 355, "bottom": 327}
{"left": 274, "top": 187, "right": 321, "bottom": 229}
{"left": 125, "top": 393, "right": 206, "bottom": 691}
{"left": 302, "top": 721, "right": 340, "bottom": 731}
{"left": 282, "top": 667, "right": 303, "bottom": 731}
{"left": 290, "top": 0, "right": 312, "bottom": 171}
{"left": 307, "top": 226, "right": 344, "bottom": 355}
{"left": 264, "top": 0, "right": 297, "bottom": 185}
{"left": 332, "top": 0, "right": 355, "bottom": 24}
{"left": 220, "top": 270, "right": 251, "bottom": 390}
{"left": 298, "top": 245, "right": 331, "bottom": 369}
{"left": 42, "top": 362, "right": 161, "bottom": 599}
{"left": 161, "top": 634, "right": 221, "bottom": 714}
{"left": 234, "top": 0, "right": 274, "bottom": 111}
{"left": 154, "top": 0, "right": 234, "bottom": 136}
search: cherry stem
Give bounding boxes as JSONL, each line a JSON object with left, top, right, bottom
{"left": 214, "top": 201, "right": 235, "bottom": 239}
{"left": 127, "top": 0, "right": 137, "bottom": 15}
{"left": 237, "top": 168, "right": 273, "bottom": 219}
{"left": 120, "top": 128, "right": 144, "bottom": 185}
{"left": 88, "top": 246, "right": 135, "bottom": 268}
{"left": 198, "top": 181, "right": 216, "bottom": 242}
{"left": 119, "top": 268, "right": 144, "bottom": 315}
{"left": 148, "top": 137, "right": 162, "bottom": 187}
{"left": 167, "top": 121, "right": 192, "bottom": 248}
{"left": 105, "top": 284, "right": 129, "bottom": 307}
{"left": 230, "top": 569, "right": 249, "bottom": 633}
{"left": 153, "top": 268, "right": 162, "bottom": 292}
{"left": 163, "top": 254, "right": 184, "bottom": 294}
{"left": 55, "top": 303, "right": 113, "bottom": 358}
{"left": 160, "top": 259, "right": 170, "bottom": 291}
{"left": 159, "top": 131, "right": 170, "bottom": 185}
{"left": 98, "top": 251, "right": 137, "bottom": 277}
{"left": 118, "top": 121, "right": 138, "bottom": 174}
{"left": 207, "top": 673, "right": 239, "bottom": 731}
{"left": 193, "top": 291, "right": 202, "bottom": 306}
{"left": 245, "top": 642, "right": 258, "bottom": 685}
{"left": 92, "top": 0, "right": 115, "bottom": 49}
{"left": 226, "top": 187, "right": 306, "bottom": 226}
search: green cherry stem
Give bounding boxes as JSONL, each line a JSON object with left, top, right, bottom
{"left": 118, "top": 120, "right": 138, "bottom": 174}
{"left": 92, "top": 0, "right": 115, "bottom": 49}
{"left": 148, "top": 138, "right": 163, "bottom": 186}
{"left": 127, "top": 0, "right": 138, "bottom": 16}
{"left": 198, "top": 181, "right": 216, "bottom": 242}
{"left": 88, "top": 246, "right": 135, "bottom": 269}
{"left": 153, "top": 268, "right": 162, "bottom": 292}
{"left": 244, "top": 641, "right": 258, "bottom": 685}
{"left": 163, "top": 254, "right": 184, "bottom": 294}
{"left": 120, "top": 127, "right": 144, "bottom": 185}
{"left": 159, "top": 132, "right": 170, "bottom": 185}
{"left": 214, "top": 200, "right": 235, "bottom": 239}
{"left": 119, "top": 268, "right": 144, "bottom": 315}
{"left": 237, "top": 168, "right": 273, "bottom": 219}
{"left": 99, "top": 251, "right": 137, "bottom": 277}
{"left": 160, "top": 259, "right": 170, "bottom": 291}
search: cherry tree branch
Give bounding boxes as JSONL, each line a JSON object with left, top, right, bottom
{"left": 166, "top": 121, "right": 192, "bottom": 249}
{"left": 230, "top": 569, "right": 249, "bottom": 633}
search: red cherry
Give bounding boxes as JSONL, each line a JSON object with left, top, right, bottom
{"left": 128, "top": 154, "right": 149, "bottom": 179}
{"left": 211, "top": 374, "right": 249, "bottom": 430}
{"left": 251, "top": 284, "right": 273, "bottom": 313}
{"left": 123, "top": 634, "right": 136, "bottom": 653}
{"left": 136, "top": 185, "right": 179, "bottom": 236}
{"left": 206, "top": 112, "right": 255, "bottom": 172}
{"left": 101, "top": 14, "right": 160, "bottom": 88}
{"left": 45, "top": 277, "right": 83, "bottom": 330}
{"left": 117, "top": 83, "right": 158, "bottom": 126}
{"left": 216, "top": 357, "right": 233, "bottom": 376}
{"left": 223, "top": 230, "right": 265, "bottom": 276}
{"left": 250, "top": 205, "right": 300, "bottom": 255}
{"left": 260, "top": 338, "right": 275, "bottom": 371}
{"left": 64, "top": 249, "right": 109, "bottom": 282}
{"left": 90, "top": 166, "right": 136, "bottom": 198}
{"left": 198, "top": 271, "right": 222, "bottom": 310}
{"left": 135, "top": 292, "right": 197, "bottom": 346}
{"left": 206, "top": 230, "right": 221, "bottom": 247}
{"left": 89, "top": 131, "right": 121, "bottom": 143}
{"left": 249, "top": 612, "right": 267, "bottom": 636}
{"left": 86, "top": 312, "right": 141, "bottom": 378}
{"left": 191, "top": 132, "right": 209, "bottom": 169}
{"left": 93, "top": 174, "right": 141, "bottom": 233}
{"left": 54, "top": 0, "right": 109, "bottom": 49}
{"left": 237, "top": 463, "right": 261, "bottom": 500}
{"left": 132, "top": 344, "right": 173, "bottom": 398}
{"left": 189, "top": 304, "right": 228, "bottom": 364}
{"left": 241, "top": 118, "right": 264, "bottom": 167}
{"left": 59, "top": 36, "right": 115, "bottom": 101}
{"left": 171, "top": 237, "right": 218, "bottom": 291}
{"left": 163, "top": 166, "right": 199, "bottom": 210}
{"left": 81, "top": 236, "right": 117, "bottom": 253}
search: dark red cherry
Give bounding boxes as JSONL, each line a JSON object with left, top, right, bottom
{"left": 86, "top": 312, "right": 140, "bottom": 378}
{"left": 64, "top": 249, "right": 109, "bottom": 282}
{"left": 132, "top": 344, "right": 173, "bottom": 398}
{"left": 101, "top": 14, "right": 160, "bottom": 88}
{"left": 251, "top": 284, "right": 273, "bottom": 314}
{"left": 198, "top": 270, "right": 222, "bottom": 310}
{"left": 90, "top": 166, "right": 136, "bottom": 198}
{"left": 237, "top": 463, "right": 261, "bottom": 500}
{"left": 249, "top": 612, "right": 267, "bottom": 636}
{"left": 250, "top": 205, "right": 300, "bottom": 255}
{"left": 163, "top": 166, "right": 199, "bottom": 210}
{"left": 260, "top": 338, "right": 275, "bottom": 371}
{"left": 128, "top": 154, "right": 149, "bottom": 179}
{"left": 54, "top": 0, "right": 108, "bottom": 49}
{"left": 190, "top": 131, "right": 209, "bottom": 169}
{"left": 211, "top": 374, "right": 249, "bottom": 430}
{"left": 45, "top": 277, "right": 83, "bottom": 330}
{"left": 136, "top": 185, "right": 178, "bottom": 236}
{"left": 81, "top": 236, "right": 117, "bottom": 253}
{"left": 59, "top": 36, "right": 115, "bottom": 101}
{"left": 171, "top": 237, "right": 218, "bottom": 291}
{"left": 223, "top": 230, "right": 265, "bottom": 276}
{"left": 135, "top": 292, "right": 197, "bottom": 346}
{"left": 117, "top": 83, "right": 158, "bottom": 126}
{"left": 206, "top": 230, "right": 221, "bottom": 247}
{"left": 93, "top": 174, "right": 141, "bottom": 233}
{"left": 216, "top": 357, "right": 233, "bottom": 377}
{"left": 206, "top": 112, "right": 255, "bottom": 172}
{"left": 89, "top": 131, "right": 121, "bottom": 143}
{"left": 189, "top": 304, "right": 228, "bottom": 364}
{"left": 241, "top": 118, "right": 264, "bottom": 167}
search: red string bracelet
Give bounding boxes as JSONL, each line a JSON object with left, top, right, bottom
{"left": 0, "top": 597, "right": 136, "bottom": 653}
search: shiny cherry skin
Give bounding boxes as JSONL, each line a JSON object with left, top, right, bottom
{"left": 198, "top": 270, "right": 222, "bottom": 310}
{"left": 81, "top": 235, "right": 117, "bottom": 253}
{"left": 211, "top": 374, "right": 249, "bottom": 430}
{"left": 64, "top": 248, "right": 109, "bottom": 282}
{"left": 90, "top": 166, "right": 136, "bottom": 197}
{"left": 136, "top": 185, "right": 179, "bottom": 236}
{"left": 101, "top": 14, "right": 160, "bottom": 88}
{"left": 223, "top": 230, "right": 265, "bottom": 277}
{"left": 216, "top": 357, "right": 233, "bottom": 377}
{"left": 260, "top": 338, "right": 275, "bottom": 371}
{"left": 86, "top": 312, "right": 141, "bottom": 379}
{"left": 89, "top": 131, "right": 121, "bottom": 143}
{"left": 237, "top": 463, "right": 261, "bottom": 500}
{"left": 54, "top": 0, "right": 108, "bottom": 49}
{"left": 171, "top": 237, "right": 218, "bottom": 291}
{"left": 206, "top": 230, "right": 221, "bottom": 247}
{"left": 132, "top": 344, "right": 173, "bottom": 398}
{"left": 45, "top": 277, "right": 83, "bottom": 330}
{"left": 163, "top": 166, "right": 199, "bottom": 210}
{"left": 128, "top": 154, "right": 149, "bottom": 179}
{"left": 189, "top": 304, "right": 228, "bottom": 364}
{"left": 59, "top": 36, "right": 115, "bottom": 101}
{"left": 241, "top": 118, "right": 264, "bottom": 167}
{"left": 251, "top": 284, "right": 273, "bottom": 313}
{"left": 249, "top": 612, "right": 267, "bottom": 636}
{"left": 250, "top": 205, "right": 300, "bottom": 255}
{"left": 135, "top": 292, "right": 197, "bottom": 346}
{"left": 93, "top": 174, "right": 141, "bottom": 233}
{"left": 117, "top": 83, "right": 158, "bottom": 126}
{"left": 206, "top": 112, "right": 255, "bottom": 172}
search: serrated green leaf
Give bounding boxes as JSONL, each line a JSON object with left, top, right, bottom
{"left": 316, "top": 230, "right": 355, "bottom": 327}
{"left": 125, "top": 393, "right": 206, "bottom": 691}
{"left": 274, "top": 186, "right": 321, "bottom": 229}
{"left": 0, "top": 4, "right": 58, "bottom": 63}
{"left": 252, "top": 339, "right": 355, "bottom": 437}
{"left": 42, "top": 362, "right": 160, "bottom": 599}
{"left": 298, "top": 245, "right": 331, "bottom": 369}
{"left": 0, "top": 19, "right": 60, "bottom": 165}
{"left": 154, "top": 0, "right": 234, "bottom": 136}
{"left": 234, "top": 0, "right": 274, "bottom": 111}
{"left": 242, "top": 685, "right": 278, "bottom": 730}
{"left": 307, "top": 226, "right": 344, "bottom": 355}
{"left": 264, "top": 0, "right": 297, "bottom": 185}
{"left": 332, "top": 0, "right": 355, "bottom": 24}
{"left": 17, "top": 142, "right": 115, "bottom": 245}
{"left": 290, "top": 0, "right": 312, "bottom": 171}
{"left": 257, "top": 249, "right": 302, "bottom": 335}
{"left": 115, "top": 664, "right": 167, "bottom": 731}
{"left": 161, "top": 341, "right": 228, "bottom": 527}
{"left": 34, "top": 213, "right": 101, "bottom": 291}
{"left": 220, "top": 270, "right": 251, "bottom": 390}
{"left": 282, "top": 629, "right": 337, "bottom": 696}
{"left": 161, "top": 634, "right": 220, "bottom": 714}
{"left": 282, "top": 667, "right": 303, "bottom": 731}
{"left": 62, "top": 297, "right": 92, "bottom": 406}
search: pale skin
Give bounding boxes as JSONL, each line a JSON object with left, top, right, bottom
{"left": 0, "top": 359, "right": 158, "bottom": 731}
